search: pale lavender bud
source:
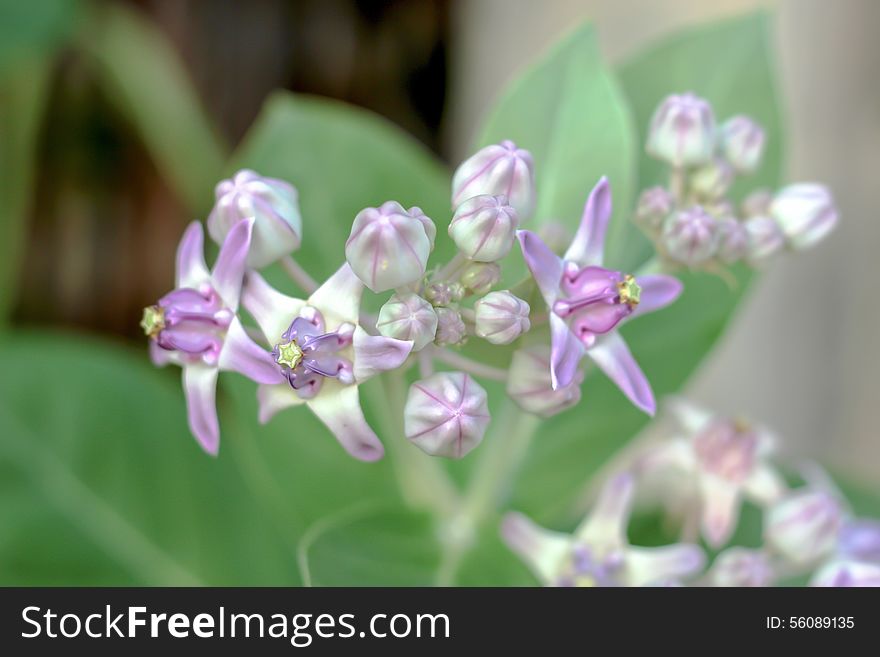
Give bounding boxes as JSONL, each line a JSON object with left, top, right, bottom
{"left": 811, "top": 560, "right": 880, "bottom": 587}
{"left": 764, "top": 490, "right": 844, "bottom": 566}
{"left": 744, "top": 215, "right": 786, "bottom": 265}
{"left": 709, "top": 548, "right": 775, "bottom": 587}
{"left": 208, "top": 169, "right": 302, "bottom": 267}
{"left": 376, "top": 293, "right": 438, "bottom": 352}
{"left": 345, "top": 201, "right": 436, "bottom": 292}
{"left": 838, "top": 519, "right": 880, "bottom": 562}
{"left": 646, "top": 93, "right": 716, "bottom": 167}
{"left": 404, "top": 372, "right": 490, "bottom": 458}
{"left": 691, "top": 159, "right": 734, "bottom": 201}
{"left": 507, "top": 345, "right": 582, "bottom": 417}
{"left": 474, "top": 290, "right": 530, "bottom": 345}
{"left": 715, "top": 217, "right": 749, "bottom": 264}
{"left": 448, "top": 194, "right": 519, "bottom": 262}
{"left": 661, "top": 206, "right": 719, "bottom": 265}
{"left": 742, "top": 189, "right": 773, "bottom": 218}
{"left": 459, "top": 262, "right": 501, "bottom": 296}
{"left": 770, "top": 184, "right": 838, "bottom": 250}
{"left": 719, "top": 115, "right": 766, "bottom": 173}
{"left": 434, "top": 307, "right": 466, "bottom": 346}
{"left": 451, "top": 140, "right": 535, "bottom": 218}
{"left": 425, "top": 281, "right": 464, "bottom": 307}
{"left": 635, "top": 186, "right": 674, "bottom": 233}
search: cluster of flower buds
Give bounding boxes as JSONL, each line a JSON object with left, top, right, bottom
{"left": 636, "top": 93, "right": 839, "bottom": 272}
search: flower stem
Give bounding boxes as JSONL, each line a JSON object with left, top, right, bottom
{"left": 280, "top": 255, "right": 319, "bottom": 294}
{"left": 434, "top": 252, "right": 468, "bottom": 282}
{"left": 373, "top": 371, "right": 460, "bottom": 517}
{"left": 435, "top": 400, "right": 540, "bottom": 585}
{"left": 432, "top": 347, "right": 508, "bottom": 382}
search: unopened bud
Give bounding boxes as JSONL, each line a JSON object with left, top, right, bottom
{"left": 507, "top": 345, "right": 582, "bottom": 417}
{"left": 474, "top": 291, "right": 530, "bottom": 345}
{"left": 425, "top": 281, "right": 464, "bottom": 307}
{"left": 208, "top": 169, "right": 302, "bottom": 267}
{"left": 811, "top": 560, "right": 880, "bottom": 587}
{"left": 764, "top": 490, "right": 844, "bottom": 566}
{"left": 661, "top": 206, "right": 719, "bottom": 265}
{"left": 709, "top": 548, "right": 775, "bottom": 587}
{"left": 719, "top": 115, "right": 765, "bottom": 173}
{"left": 715, "top": 217, "right": 749, "bottom": 264}
{"left": 434, "top": 307, "right": 467, "bottom": 346}
{"left": 741, "top": 189, "right": 773, "bottom": 218}
{"left": 635, "top": 186, "right": 674, "bottom": 233}
{"left": 459, "top": 262, "right": 501, "bottom": 296}
{"left": 404, "top": 372, "right": 490, "bottom": 458}
{"left": 691, "top": 159, "right": 734, "bottom": 201}
{"left": 837, "top": 519, "right": 880, "bottom": 563}
{"left": 376, "top": 293, "right": 438, "bottom": 352}
{"left": 744, "top": 215, "right": 785, "bottom": 266}
{"left": 770, "top": 183, "right": 838, "bottom": 250}
{"left": 449, "top": 194, "right": 519, "bottom": 262}
{"left": 646, "top": 93, "right": 715, "bottom": 167}
{"left": 451, "top": 140, "right": 535, "bottom": 218}
{"left": 345, "top": 201, "right": 436, "bottom": 292}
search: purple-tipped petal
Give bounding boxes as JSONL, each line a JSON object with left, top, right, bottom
{"left": 256, "top": 383, "right": 306, "bottom": 424}
{"left": 308, "top": 263, "right": 363, "bottom": 326}
{"left": 626, "top": 544, "right": 706, "bottom": 587}
{"left": 241, "top": 271, "right": 306, "bottom": 344}
{"left": 218, "top": 317, "right": 285, "bottom": 385}
{"left": 500, "top": 512, "right": 571, "bottom": 586}
{"left": 577, "top": 472, "right": 635, "bottom": 548}
{"left": 149, "top": 340, "right": 176, "bottom": 367}
{"left": 588, "top": 332, "right": 655, "bottom": 415}
{"left": 516, "top": 230, "right": 563, "bottom": 306}
{"left": 182, "top": 365, "right": 220, "bottom": 455}
{"left": 352, "top": 328, "right": 413, "bottom": 382}
{"left": 307, "top": 382, "right": 384, "bottom": 462}
{"left": 631, "top": 274, "right": 683, "bottom": 318}
{"left": 564, "top": 177, "right": 612, "bottom": 267}
{"left": 700, "top": 475, "right": 741, "bottom": 548}
{"left": 550, "top": 313, "right": 585, "bottom": 390}
{"left": 176, "top": 221, "right": 210, "bottom": 289}
{"left": 210, "top": 217, "right": 254, "bottom": 309}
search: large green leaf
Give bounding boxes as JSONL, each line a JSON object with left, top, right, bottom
{"left": 0, "top": 0, "right": 78, "bottom": 76}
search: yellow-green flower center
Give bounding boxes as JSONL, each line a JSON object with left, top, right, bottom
{"left": 140, "top": 305, "right": 166, "bottom": 340}
{"left": 617, "top": 274, "right": 641, "bottom": 308}
{"left": 275, "top": 339, "right": 304, "bottom": 369}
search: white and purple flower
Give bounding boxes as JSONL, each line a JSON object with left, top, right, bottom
{"left": 516, "top": 177, "right": 683, "bottom": 414}
{"left": 142, "top": 219, "right": 283, "bottom": 455}
{"left": 241, "top": 264, "right": 414, "bottom": 461}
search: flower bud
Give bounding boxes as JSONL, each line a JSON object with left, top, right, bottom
{"left": 208, "top": 169, "right": 302, "bottom": 267}
{"left": 690, "top": 159, "right": 734, "bottom": 201}
{"left": 715, "top": 217, "right": 749, "bottom": 264}
{"left": 425, "top": 281, "right": 464, "bottom": 307}
{"left": 451, "top": 140, "right": 535, "bottom": 218}
{"left": 743, "top": 215, "right": 785, "bottom": 266}
{"left": 434, "top": 307, "right": 466, "bottom": 346}
{"left": 635, "top": 186, "right": 674, "bottom": 233}
{"left": 507, "top": 345, "right": 582, "bottom": 417}
{"left": 646, "top": 93, "right": 715, "bottom": 167}
{"left": 345, "top": 201, "right": 436, "bottom": 292}
{"left": 770, "top": 183, "right": 838, "bottom": 250}
{"left": 709, "top": 548, "right": 775, "bottom": 587}
{"left": 719, "top": 115, "right": 765, "bottom": 173}
{"left": 661, "top": 206, "right": 719, "bottom": 265}
{"left": 811, "top": 560, "right": 880, "bottom": 587}
{"left": 376, "top": 293, "right": 438, "bottom": 352}
{"left": 764, "top": 490, "right": 844, "bottom": 566}
{"left": 404, "top": 372, "right": 490, "bottom": 458}
{"left": 448, "top": 194, "right": 519, "bottom": 262}
{"left": 837, "top": 519, "right": 880, "bottom": 563}
{"left": 741, "top": 189, "right": 773, "bottom": 218}
{"left": 474, "top": 290, "right": 530, "bottom": 345}
{"left": 459, "top": 262, "right": 501, "bottom": 296}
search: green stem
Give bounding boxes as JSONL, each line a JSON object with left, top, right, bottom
{"left": 369, "top": 371, "right": 460, "bottom": 517}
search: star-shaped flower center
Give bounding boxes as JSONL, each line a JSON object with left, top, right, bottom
{"left": 617, "top": 274, "right": 641, "bottom": 308}
{"left": 275, "top": 339, "right": 304, "bottom": 370}
{"left": 140, "top": 305, "right": 165, "bottom": 340}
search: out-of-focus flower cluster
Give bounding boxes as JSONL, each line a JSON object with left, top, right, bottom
{"left": 636, "top": 92, "right": 839, "bottom": 272}
{"left": 502, "top": 399, "right": 880, "bottom": 587}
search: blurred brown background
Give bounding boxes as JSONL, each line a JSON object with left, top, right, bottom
{"left": 11, "top": 0, "right": 879, "bottom": 483}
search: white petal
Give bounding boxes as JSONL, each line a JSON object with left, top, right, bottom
{"left": 700, "top": 475, "right": 741, "bottom": 548}
{"left": 182, "top": 365, "right": 220, "bottom": 455}
{"left": 667, "top": 397, "right": 713, "bottom": 435}
{"left": 743, "top": 464, "right": 787, "bottom": 505}
{"left": 625, "top": 544, "right": 705, "bottom": 587}
{"left": 501, "top": 512, "right": 572, "bottom": 586}
{"left": 307, "top": 381, "right": 384, "bottom": 462}
{"left": 175, "top": 222, "right": 210, "bottom": 289}
{"left": 352, "top": 327, "right": 413, "bottom": 382}
{"left": 241, "top": 271, "right": 306, "bottom": 343}
{"left": 576, "top": 472, "right": 634, "bottom": 549}
{"left": 256, "top": 383, "right": 306, "bottom": 424}
{"left": 308, "top": 263, "right": 363, "bottom": 327}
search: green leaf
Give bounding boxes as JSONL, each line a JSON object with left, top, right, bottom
{"left": 0, "top": 333, "right": 300, "bottom": 585}
{"left": 0, "top": 0, "right": 78, "bottom": 76}
{"left": 74, "top": 2, "right": 227, "bottom": 213}
{"left": 0, "top": 57, "right": 54, "bottom": 327}
{"left": 477, "top": 24, "right": 640, "bottom": 272}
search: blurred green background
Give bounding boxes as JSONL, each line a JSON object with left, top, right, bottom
{"left": 0, "top": 0, "right": 876, "bottom": 586}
